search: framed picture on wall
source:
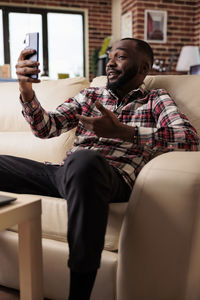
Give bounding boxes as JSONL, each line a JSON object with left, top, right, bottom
{"left": 121, "top": 11, "right": 132, "bottom": 39}
{"left": 144, "top": 10, "right": 167, "bottom": 43}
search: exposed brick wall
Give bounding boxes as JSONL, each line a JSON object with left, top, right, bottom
{"left": 194, "top": 0, "right": 200, "bottom": 45}
{"left": 5, "top": 0, "right": 200, "bottom": 76}
{"left": 7, "top": 0, "right": 112, "bottom": 79}
{"left": 121, "top": 0, "right": 199, "bottom": 72}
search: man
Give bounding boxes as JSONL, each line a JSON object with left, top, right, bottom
{"left": 0, "top": 38, "right": 198, "bottom": 300}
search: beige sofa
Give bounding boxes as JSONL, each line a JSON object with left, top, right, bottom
{"left": 0, "top": 75, "right": 200, "bottom": 300}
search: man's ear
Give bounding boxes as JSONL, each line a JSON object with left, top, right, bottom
{"left": 138, "top": 61, "right": 150, "bottom": 75}
{"left": 141, "top": 61, "right": 150, "bottom": 75}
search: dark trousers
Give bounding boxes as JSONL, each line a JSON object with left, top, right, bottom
{"left": 0, "top": 150, "right": 131, "bottom": 272}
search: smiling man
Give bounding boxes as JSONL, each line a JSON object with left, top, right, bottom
{"left": 0, "top": 38, "right": 198, "bottom": 300}
{"left": 106, "top": 38, "right": 152, "bottom": 96}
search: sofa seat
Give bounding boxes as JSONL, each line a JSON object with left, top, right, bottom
{"left": 3, "top": 191, "right": 127, "bottom": 252}
{"left": 0, "top": 230, "right": 118, "bottom": 300}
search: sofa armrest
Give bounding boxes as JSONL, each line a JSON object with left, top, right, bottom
{"left": 117, "top": 151, "right": 200, "bottom": 300}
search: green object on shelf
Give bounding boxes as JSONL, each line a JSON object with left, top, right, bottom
{"left": 99, "top": 37, "right": 111, "bottom": 57}
{"left": 58, "top": 73, "right": 69, "bottom": 79}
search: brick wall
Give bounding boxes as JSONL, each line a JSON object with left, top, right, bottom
{"left": 6, "top": 0, "right": 200, "bottom": 75}
{"left": 7, "top": 0, "right": 112, "bottom": 78}
{"left": 121, "top": 0, "right": 199, "bottom": 72}
{"left": 194, "top": 0, "right": 200, "bottom": 45}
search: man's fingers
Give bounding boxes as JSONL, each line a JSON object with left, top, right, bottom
{"left": 18, "top": 48, "right": 35, "bottom": 62}
{"left": 76, "top": 114, "right": 102, "bottom": 127}
{"left": 16, "top": 66, "right": 40, "bottom": 75}
{"left": 76, "top": 114, "right": 93, "bottom": 124}
{"left": 95, "top": 101, "right": 109, "bottom": 115}
{"left": 16, "top": 60, "right": 40, "bottom": 70}
{"left": 17, "top": 74, "right": 40, "bottom": 83}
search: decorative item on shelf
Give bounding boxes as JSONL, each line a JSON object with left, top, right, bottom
{"left": 92, "top": 36, "right": 113, "bottom": 77}
{"left": 99, "top": 36, "right": 112, "bottom": 57}
{"left": 0, "top": 64, "right": 11, "bottom": 78}
{"left": 165, "top": 54, "right": 175, "bottom": 72}
{"left": 176, "top": 46, "right": 200, "bottom": 73}
{"left": 57, "top": 73, "right": 69, "bottom": 79}
{"left": 152, "top": 59, "right": 160, "bottom": 71}
{"left": 152, "top": 59, "right": 166, "bottom": 72}
{"left": 159, "top": 59, "right": 166, "bottom": 72}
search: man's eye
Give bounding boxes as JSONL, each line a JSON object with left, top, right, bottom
{"left": 118, "top": 55, "right": 126, "bottom": 59}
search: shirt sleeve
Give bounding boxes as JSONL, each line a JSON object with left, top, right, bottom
{"left": 20, "top": 91, "right": 84, "bottom": 138}
{"left": 135, "top": 89, "right": 199, "bottom": 151}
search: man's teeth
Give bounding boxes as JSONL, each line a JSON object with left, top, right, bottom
{"left": 109, "top": 71, "right": 118, "bottom": 75}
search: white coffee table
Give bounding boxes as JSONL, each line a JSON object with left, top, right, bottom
{"left": 0, "top": 194, "right": 43, "bottom": 300}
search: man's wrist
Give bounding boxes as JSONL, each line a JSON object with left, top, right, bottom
{"left": 118, "top": 123, "right": 138, "bottom": 143}
{"left": 20, "top": 89, "right": 35, "bottom": 103}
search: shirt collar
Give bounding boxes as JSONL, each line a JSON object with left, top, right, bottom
{"left": 106, "top": 82, "right": 149, "bottom": 100}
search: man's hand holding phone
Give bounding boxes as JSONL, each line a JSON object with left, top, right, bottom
{"left": 16, "top": 32, "right": 40, "bottom": 102}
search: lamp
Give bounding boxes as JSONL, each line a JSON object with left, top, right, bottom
{"left": 176, "top": 46, "right": 200, "bottom": 72}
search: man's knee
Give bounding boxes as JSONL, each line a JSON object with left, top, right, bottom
{"left": 56, "top": 150, "right": 112, "bottom": 200}
{"left": 65, "top": 150, "right": 106, "bottom": 178}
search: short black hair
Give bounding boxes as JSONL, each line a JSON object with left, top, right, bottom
{"left": 121, "top": 38, "right": 154, "bottom": 67}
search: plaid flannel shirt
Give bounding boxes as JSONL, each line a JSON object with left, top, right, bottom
{"left": 21, "top": 83, "right": 199, "bottom": 189}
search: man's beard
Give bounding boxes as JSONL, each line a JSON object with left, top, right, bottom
{"left": 106, "top": 65, "right": 139, "bottom": 92}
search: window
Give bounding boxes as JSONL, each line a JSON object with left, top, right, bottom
{"left": 48, "top": 13, "right": 83, "bottom": 79}
{"left": 9, "top": 12, "right": 43, "bottom": 78}
{"left": 0, "top": 10, "right": 4, "bottom": 65}
{"left": 0, "top": 6, "right": 85, "bottom": 79}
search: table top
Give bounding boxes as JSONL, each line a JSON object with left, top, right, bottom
{"left": 0, "top": 193, "right": 41, "bottom": 231}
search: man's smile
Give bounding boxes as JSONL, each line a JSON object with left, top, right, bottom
{"left": 107, "top": 69, "right": 121, "bottom": 80}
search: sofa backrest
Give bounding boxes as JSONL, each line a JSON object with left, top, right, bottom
{"left": 91, "top": 75, "right": 200, "bottom": 138}
{"left": 145, "top": 75, "right": 200, "bottom": 138}
{"left": 0, "top": 77, "right": 89, "bottom": 163}
{"left": 1, "top": 75, "right": 199, "bottom": 165}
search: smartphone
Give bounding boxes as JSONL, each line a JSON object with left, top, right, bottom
{"left": 24, "top": 32, "right": 39, "bottom": 79}
{"left": 0, "top": 195, "right": 17, "bottom": 206}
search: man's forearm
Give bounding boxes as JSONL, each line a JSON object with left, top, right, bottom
{"left": 19, "top": 88, "right": 34, "bottom": 102}
{"left": 19, "top": 81, "right": 34, "bottom": 103}
{"left": 20, "top": 90, "right": 35, "bottom": 102}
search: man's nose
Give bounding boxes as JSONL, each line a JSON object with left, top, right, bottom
{"left": 107, "top": 57, "right": 116, "bottom": 68}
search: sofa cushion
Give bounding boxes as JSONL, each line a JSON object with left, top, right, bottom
{"left": 0, "top": 77, "right": 88, "bottom": 163}
{"left": 0, "top": 130, "right": 76, "bottom": 164}
{"left": 145, "top": 75, "right": 200, "bottom": 138}
{"left": 4, "top": 192, "right": 127, "bottom": 251}
{"left": 41, "top": 196, "right": 127, "bottom": 251}
{"left": 0, "top": 77, "right": 89, "bottom": 132}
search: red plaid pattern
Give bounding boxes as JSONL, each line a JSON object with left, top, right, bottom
{"left": 21, "top": 84, "right": 199, "bottom": 188}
